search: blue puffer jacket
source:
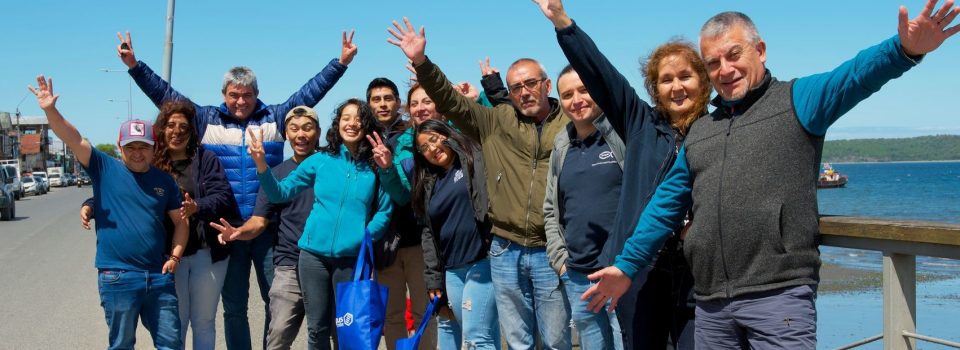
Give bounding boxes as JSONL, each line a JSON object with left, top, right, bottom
{"left": 128, "top": 59, "right": 348, "bottom": 220}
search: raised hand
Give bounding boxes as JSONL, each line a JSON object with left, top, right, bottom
{"left": 581, "top": 266, "right": 632, "bottom": 313}
{"left": 532, "top": 0, "right": 572, "bottom": 28}
{"left": 899, "top": 0, "right": 960, "bottom": 56}
{"left": 455, "top": 82, "right": 480, "bottom": 101}
{"left": 80, "top": 205, "right": 93, "bottom": 230}
{"left": 28, "top": 75, "right": 59, "bottom": 112}
{"left": 116, "top": 31, "right": 137, "bottom": 69}
{"left": 479, "top": 57, "right": 499, "bottom": 77}
{"left": 247, "top": 127, "right": 267, "bottom": 169}
{"left": 387, "top": 17, "right": 427, "bottom": 65}
{"left": 366, "top": 131, "right": 393, "bottom": 169}
{"left": 210, "top": 218, "right": 241, "bottom": 244}
{"left": 340, "top": 30, "right": 358, "bottom": 66}
{"left": 180, "top": 192, "right": 197, "bottom": 221}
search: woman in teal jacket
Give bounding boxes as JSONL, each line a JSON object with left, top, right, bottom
{"left": 248, "top": 98, "right": 392, "bottom": 350}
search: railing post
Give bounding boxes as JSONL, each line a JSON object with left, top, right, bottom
{"left": 883, "top": 252, "right": 916, "bottom": 350}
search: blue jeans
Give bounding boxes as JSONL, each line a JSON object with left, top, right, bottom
{"left": 694, "top": 285, "right": 817, "bottom": 349}
{"left": 488, "top": 236, "right": 571, "bottom": 350}
{"left": 222, "top": 232, "right": 275, "bottom": 350}
{"left": 174, "top": 249, "right": 229, "bottom": 350}
{"left": 298, "top": 250, "right": 356, "bottom": 350}
{"left": 98, "top": 270, "right": 181, "bottom": 350}
{"left": 561, "top": 269, "right": 622, "bottom": 350}
{"left": 439, "top": 258, "right": 500, "bottom": 350}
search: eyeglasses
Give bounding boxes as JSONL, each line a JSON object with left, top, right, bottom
{"left": 165, "top": 122, "right": 190, "bottom": 133}
{"left": 508, "top": 78, "right": 545, "bottom": 95}
{"left": 417, "top": 134, "right": 447, "bottom": 155}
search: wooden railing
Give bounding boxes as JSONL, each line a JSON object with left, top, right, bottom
{"left": 819, "top": 216, "right": 960, "bottom": 350}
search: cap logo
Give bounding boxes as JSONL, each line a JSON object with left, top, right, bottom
{"left": 129, "top": 122, "right": 146, "bottom": 137}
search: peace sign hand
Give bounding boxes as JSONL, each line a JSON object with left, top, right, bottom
{"left": 247, "top": 127, "right": 268, "bottom": 171}
{"left": 479, "top": 57, "right": 500, "bottom": 77}
{"left": 28, "top": 75, "right": 59, "bottom": 112}
{"left": 366, "top": 131, "right": 393, "bottom": 170}
{"left": 116, "top": 31, "right": 137, "bottom": 69}
{"left": 387, "top": 17, "right": 427, "bottom": 66}
{"left": 340, "top": 30, "right": 358, "bottom": 66}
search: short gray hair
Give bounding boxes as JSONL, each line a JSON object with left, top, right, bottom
{"left": 222, "top": 66, "right": 258, "bottom": 94}
{"left": 508, "top": 58, "right": 549, "bottom": 80}
{"left": 700, "top": 11, "right": 761, "bottom": 45}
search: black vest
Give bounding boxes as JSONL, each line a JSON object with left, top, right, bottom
{"left": 683, "top": 79, "right": 821, "bottom": 300}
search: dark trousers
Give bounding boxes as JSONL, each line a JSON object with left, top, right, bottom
{"left": 222, "top": 232, "right": 275, "bottom": 350}
{"left": 617, "top": 248, "right": 695, "bottom": 350}
{"left": 298, "top": 250, "right": 356, "bottom": 350}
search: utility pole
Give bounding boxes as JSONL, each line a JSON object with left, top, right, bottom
{"left": 162, "top": 0, "right": 176, "bottom": 82}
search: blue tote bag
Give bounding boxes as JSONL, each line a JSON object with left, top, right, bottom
{"left": 396, "top": 296, "right": 441, "bottom": 350}
{"left": 335, "top": 230, "right": 389, "bottom": 350}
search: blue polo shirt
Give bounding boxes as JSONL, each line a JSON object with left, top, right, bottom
{"left": 558, "top": 130, "right": 623, "bottom": 272}
{"left": 85, "top": 149, "right": 182, "bottom": 272}
{"left": 429, "top": 160, "right": 487, "bottom": 268}
{"left": 253, "top": 158, "right": 313, "bottom": 267}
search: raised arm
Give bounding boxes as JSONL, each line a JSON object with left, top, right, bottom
{"left": 251, "top": 129, "right": 315, "bottom": 202}
{"left": 534, "top": 0, "right": 655, "bottom": 138}
{"left": 270, "top": 31, "right": 355, "bottom": 123}
{"left": 479, "top": 58, "right": 511, "bottom": 107}
{"left": 29, "top": 76, "right": 92, "bottom": 167}
{"left": 387, "top": 17, "right": 504, "bottom": 142}
{"left": 118, "top": 32, "right": 196, "bottom": 110}
{"left": 794, "top": 0, "right": 958, "bottom": 136}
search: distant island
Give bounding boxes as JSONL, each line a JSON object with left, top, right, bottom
{"left": 822, "top": 135, "right": 960, "bottom": 162}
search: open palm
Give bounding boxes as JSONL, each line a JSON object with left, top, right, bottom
{"left": 387, "top": 17, "right": 427, "bottom": 65}
{"left": 899, "top": 0, "right": 960, "bottom": 56}
{"left": 28, "top": 75, "right": 59, "bottom": 111}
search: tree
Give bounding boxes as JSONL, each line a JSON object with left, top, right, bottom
{"left": 95, "top": 143, "right": 119, "bottom": 158}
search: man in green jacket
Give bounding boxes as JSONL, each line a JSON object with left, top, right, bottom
{"left": 388, "top": 17, "right": 572, "bottom": 350}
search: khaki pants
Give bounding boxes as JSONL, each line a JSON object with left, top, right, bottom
{"left": 377, "top": 245, "right": 437, "bottom": 350}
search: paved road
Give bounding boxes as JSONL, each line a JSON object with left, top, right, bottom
{"left": 0, "top": 186, "right": 306, "bottom": 349}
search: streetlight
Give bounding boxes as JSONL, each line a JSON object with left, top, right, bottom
{"left": 99, "top": 68, "right": 133, "bottom": 120}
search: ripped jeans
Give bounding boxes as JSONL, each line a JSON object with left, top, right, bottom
{"left": 438, "top": 258, "right": 500, "bottom": 350}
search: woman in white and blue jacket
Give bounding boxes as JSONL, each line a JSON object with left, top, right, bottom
{"left": 248, "top": 98, "right": 392, "bottom": 350}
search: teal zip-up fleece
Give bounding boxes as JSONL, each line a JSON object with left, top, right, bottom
{"left": 258, "top": 145, "right": 393, "bottom": 257}
{"left": 378, "top": 127, "right": 417, "bottom": 206}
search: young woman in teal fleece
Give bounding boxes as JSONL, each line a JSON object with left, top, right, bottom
{"left": 248, "top": 98, "right": 392, "bottom": 349}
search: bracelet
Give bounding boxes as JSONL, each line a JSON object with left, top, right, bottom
{"left": 168, "top": 255, "right": 181, "bottom": 263}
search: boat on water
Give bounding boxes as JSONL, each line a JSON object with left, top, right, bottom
{"left": 818, "top": 163, "right": 848, "bottom": 188}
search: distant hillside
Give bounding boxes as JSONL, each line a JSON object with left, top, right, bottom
{"left": 822, "top": 135, "right": 960, "bottom": 162}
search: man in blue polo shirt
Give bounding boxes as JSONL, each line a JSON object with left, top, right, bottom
{"left": 30, "top": 75, "right": 188, "bottom": 349}
{"left": 211, "top": 106, "right": 322, "bottom": 349}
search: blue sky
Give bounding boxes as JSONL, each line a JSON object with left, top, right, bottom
{"left": 2, "top": 0, "right": 958, "bottom": 150}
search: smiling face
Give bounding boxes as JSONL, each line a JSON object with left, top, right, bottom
{"left": 163, "top": 113, "right": 192, "bottom": 156}
{"left": 408, "top": 87, "right": 442, "bottom": 126}
{"left": 338, "top": 103, "right": 364, "bottom": 148}
{"left": 506, "top": 61, "right": 552, "bottom": 119}
{"left": 557, "top": 71, "right": 601, "bottom": 123}
{"left": 223, "top": 84, "right": 258, "bottom": 119}
{"left": 655, "top": 55, "right": 705, "bottom": 119}
{"left": 367, "top": 86, "right": 400, "bottom": 125}
{"left": 286, "top": 116, "right": 319, "bottom": 161}
{"left": 700, "top": 23, "right": 766, "bottom": 101}
{"left": 416, "top": 131, "right": 454, "bottom": 170}
{"left": 120, "top": 141, "right": 155, "bottom": 173}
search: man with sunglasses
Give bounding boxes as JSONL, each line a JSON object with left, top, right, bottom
{"left": 115, "top": 31, "right": 358, "bottom": 350}
{"left": 388, "top": 17, "right": 572, "bottom": 350}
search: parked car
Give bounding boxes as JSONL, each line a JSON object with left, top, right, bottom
{"left": 48, "top": 174, "right": 63, "bottom": 187}
{"left": 32, "top": 172, "right": 49, "bottom": 194}
{"left": 80, "top": 174, "right": 91, "bottom": 185}
{"left": 1, "top": 165, "right": 22, "bottom": 200}
{"left": 21, "top": 176, "right": 39, "bottom": 196}
{"left": 0, "top": 169, "right": 16, "bottom": 220}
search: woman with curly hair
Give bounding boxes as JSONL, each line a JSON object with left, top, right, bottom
{"left": 249, "top": 98, "right": 393, "bottom": 350}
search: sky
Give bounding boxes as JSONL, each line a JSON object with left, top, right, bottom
{"left": 2, "top": 0, "right": 959, "bottom": 152}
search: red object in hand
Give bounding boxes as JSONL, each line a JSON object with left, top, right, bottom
{"left": 405, "top": 297, "right": 415, "bottom": 332}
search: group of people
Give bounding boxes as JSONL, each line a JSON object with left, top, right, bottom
{"left": 31, "top": 0, "right": 958, "bottom": 349}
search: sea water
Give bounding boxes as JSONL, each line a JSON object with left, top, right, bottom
{"left": 816, "top": 161, "right": 960, "bottom": 349}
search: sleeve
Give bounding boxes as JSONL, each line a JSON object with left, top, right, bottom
{"left": 82, "top": 196, "right": 94, "bottom": 208}
{"left": 83, "top": 148, "right": 107, "bottom": 182}
{"left": 542, "top": 147, "right": 567, "bottom": 273}
{"left": 194, "top": 151, "right": 238, "bottom": 222}
{"left": 420, "top": 224, "right": 445, "bottom": 290}
{"left": 378, "top": 164, "right": 411, "bottom": 206}
{"left": 267, "top": 59, "right": 348, "bottom": 131}
{"left": 364, "top": 180, "right": 393, "bottom": 241}
{"left": 252, "top": 187, "right": 276, "bottom": 218}
{"left": 165, "top": 176, "right": 183, "bottom": 212}
{"left": 613, "top": 146, "right": 693, "bottom": 278}
{"left": 415, "top": 57, "right": 506, "bottom": 142}
{"left": 128, "top": 61, "right": 200, "bottom": 111}
{"left": 258, "top": 155, "right": 319, "bottom": 203}
{"left": 792, "top": 35, "right": 919, "bottom": 136}
{"left": 480, "top": 72, "right": 511, "bottom": 107}
{"left": 556, "top": 21, "right": 658, "bottom": 140}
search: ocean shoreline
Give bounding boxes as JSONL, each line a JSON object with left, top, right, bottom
{"left": 827, "top": 159, "right": 960, "bottom": 165}
{"left": 820, "top": 262, "right": 955, "bottom": 294}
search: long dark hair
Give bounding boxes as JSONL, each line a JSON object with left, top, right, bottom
{"left": 153, "top": 100, "right": 198, "bottom": 177}
{"left": 410, "top": 119, "right": 477, "bottom": 217}
{"left": 321, "top": 98, "right": 384, "bottom": 168}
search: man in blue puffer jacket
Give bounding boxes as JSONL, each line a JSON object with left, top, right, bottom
{"left": 114, "top": 30, "right": 359, "bottom": 350}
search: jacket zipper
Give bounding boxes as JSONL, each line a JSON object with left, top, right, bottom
{"left": 522, "top": 124, "right": 542, "bottom": 246}
{"left": 717, "top": 108, "right": 735, "bottom": 298}
{"left": 330, "top": 168, "right": 352, "bottom": 253}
